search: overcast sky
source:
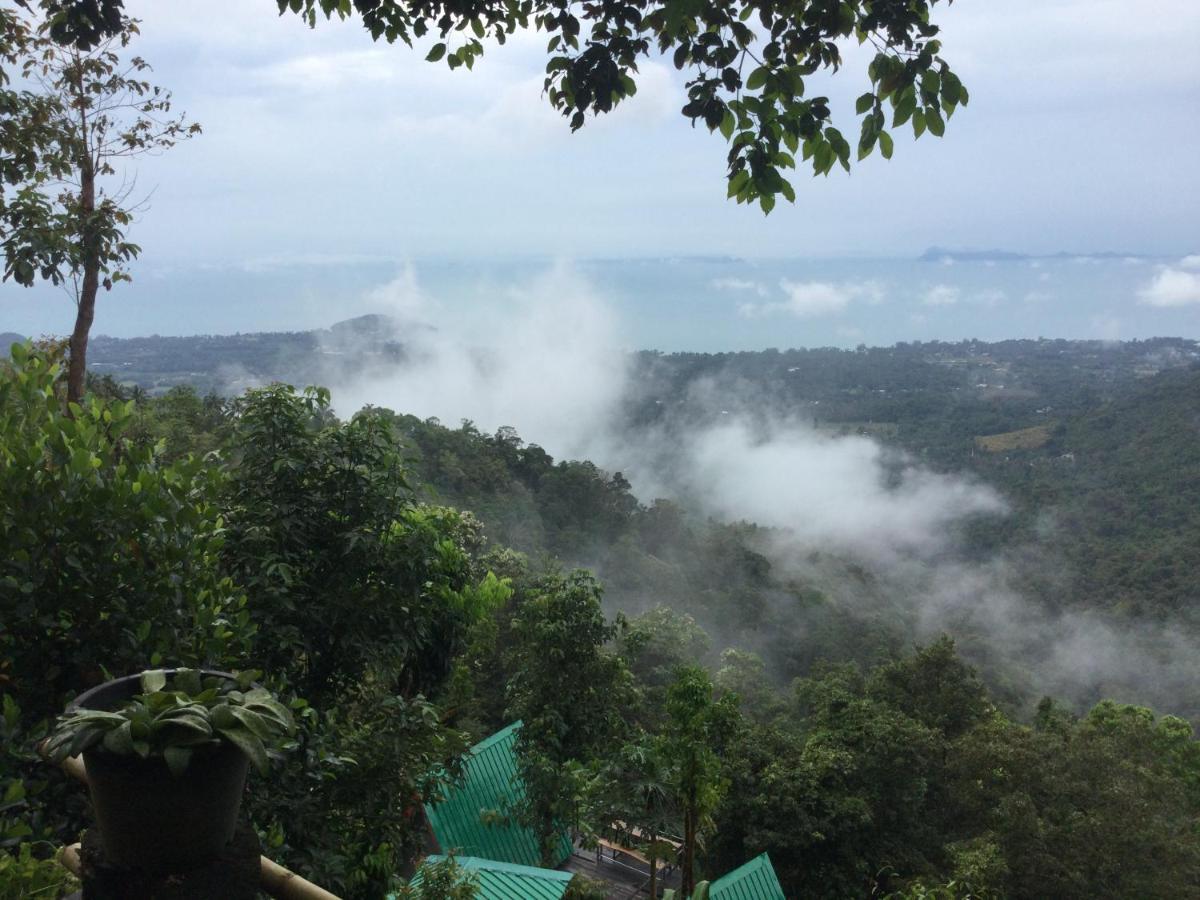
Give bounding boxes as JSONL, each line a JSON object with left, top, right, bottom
{"left": 3, "top": 0, "right": 1199, "bottom": 341}
{"left": 50, "top": 1, "right": 1200, "bottom": 260}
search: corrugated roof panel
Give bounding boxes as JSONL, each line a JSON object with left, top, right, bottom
{"left": 406, "top": 855, "right": 573, "bottom": 900}
{"left": 424, "top": 722, "right": 573, "bottom": 868}
{"left": 709, "top": 853, "right": 787, "bottom": 900}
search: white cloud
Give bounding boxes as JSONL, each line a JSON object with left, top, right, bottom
{"left": 712, "top": 277, "right": 768, "bottom": 297}
{"left": 329, "top": 263, "right": 629, "bottom": 460}
{"left": 677, "top": 420, "right": 1006, "bottom": 560}
{"left": 970, "top": 288, "right": 1006, "bottom": 307}
{"left": 361, "top": 262, "right": 432, "bottom": 321}
{"left": 1137, "top": 267, "right": 1200, "bottom": 307}
{"left": 739, "top": 280, "right": 884, "bottom": 318}
{"left": 922, "top": 284, "right": 960, "bottom": 306}
{"left": 257, "top": 49, "right": 403, "bottom": 91}
{"left": 1178, "top": 254, "right": 1200, "bottom": 271}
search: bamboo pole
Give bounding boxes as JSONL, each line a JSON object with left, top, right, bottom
{"left": 46, "top": 747, "right": 340, "bottom": 899}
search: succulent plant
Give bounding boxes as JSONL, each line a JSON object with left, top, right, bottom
{"left": 45, "top": 669, "right": 295, "bottom": 776}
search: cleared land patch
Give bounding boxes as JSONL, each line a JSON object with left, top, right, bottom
{"left": 975, "top": 423, "right": 1055, "bottom": 452}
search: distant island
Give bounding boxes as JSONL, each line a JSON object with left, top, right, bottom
{"left": 919, "top": 247, "right": 1164, "bottom": 262}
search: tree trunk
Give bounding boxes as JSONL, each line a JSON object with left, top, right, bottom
{"left": 682, "top": 806, "right": 696, "bottom": 898}
{"left": 67, "top": 64, "right": 96, "bottom": 408}
{"left": 68, "top": 245, "right": 98, "bottom": 406}
{"left": 648, "top": 829, "right": 658, "bottom": 899}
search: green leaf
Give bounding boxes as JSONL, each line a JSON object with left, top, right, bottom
{"left": 780, "top": 180, "right": 796, "bottom": 203}
{"left": 879, "top": 131, "right": 894, "bottom": 159}
{"left": 746, "top": 66, "right": 770, "bottom": 91}
{"left": 719, "top": 110, "right": 735, "bottom": 140}
{"left": 164, "top": 746, "right": 193, "bottom": 777}
{"left": 855, "top": 92, "right": 874, "bottom": 115}
{"left": 426, "top": 42, "right": 446, "bottom": 63}
{"left": 913, "top": 108, "right": 927, "bottom": 138}
{"left": 102, "top": 721, "right": 134, "bottom": 755}
{"left": 141, "top": 669, "right": 167, "bottom": 694}
{"left": 174, "top": 669, "right": 203, "bottom": 695}
{"left": 218, "top": 726, "right": 270, "bottom": 775}
{"left": 926, "top": 106, "right": 945, "bottom": 136}
{"left": 759, "top": 193, "right": 776, "bottom": 215}
{"left": 727, "top": 169, "right": 750, "bottom": 198}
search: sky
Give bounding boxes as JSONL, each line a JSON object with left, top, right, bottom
{"left": 2, "top": 0, "right": 1199, "bottom": 344}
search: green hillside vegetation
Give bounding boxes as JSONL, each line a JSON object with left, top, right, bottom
{"left": 5, "top": 344, "right": 1200, "bottom": 898}
{"left": 972, "top": 366, "right": 1200, "bottom": 620}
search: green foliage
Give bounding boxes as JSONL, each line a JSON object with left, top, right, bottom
{"left": 0, "top": 843, "right": 77, "bottom": 900}
{"left": 664, "top": 665, "right": 731, "bottom": 897}
{"left": 218, "top": 384, "right": 502, "bottom": 897}
{"left": 45, "top": 668, "right": 295, "bottom": 776}
{"left": 394, "top": 855, "right": 479, "bottom": 900}
{"left": 3, "top": 338, "right": 1200, "bottom": 898}
{"left": 223, "top": 386, "right": 502, "bottom": 704}
{"left": 1, "top": 9, "right": 200, "bottom": 400}
{"left": 506, "top": 570, "right": 634, "bottom": 865}
{"left": 0, "top": 344, "right": 252, "bottom": 727}
{"left": 0, "top": 344, "right": 254, "bottom": 887}
{"left": 563, "top": 874, "right": 608, "bottom": 900}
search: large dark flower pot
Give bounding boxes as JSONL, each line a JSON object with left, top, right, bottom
{"left": 71, "top": 670, "right": 251, "bottom": 873}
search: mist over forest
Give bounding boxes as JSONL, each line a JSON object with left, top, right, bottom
{"left": 67, "top": 266, "right": 1200, "bottom": 724}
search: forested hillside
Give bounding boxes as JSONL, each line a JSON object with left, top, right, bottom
{"left": 76, "top": 329, "right": 1200, "bottom": 697}
{"left": 5, "top": 339, "right": 1200, "bottom": 898}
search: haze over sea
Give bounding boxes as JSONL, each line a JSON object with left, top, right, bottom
{"left": 6, "top": 252, "right": 1198, "bottom": 351}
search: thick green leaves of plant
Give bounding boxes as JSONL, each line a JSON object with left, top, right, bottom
{"left": 163, "top": 746, "right": 193, "bottom": 777}
{"left": 141, "top": 669, "right": 167, "bottom": 693}
{"left": 217, "top": 725, "right": 270, "bottom": 776}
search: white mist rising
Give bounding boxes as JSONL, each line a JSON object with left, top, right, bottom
{"left": 324, "top": 264, "right": 1192, "bottom": 714}
{"left": 328, "top": 263, "right": 629, "bottom": 461}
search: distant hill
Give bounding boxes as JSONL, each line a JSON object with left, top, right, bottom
{"left": 86, "top": 315, "right": 425, "bottom": 394}
{"left": 0, "top": 332, "right": 27, "bottom": 354}
{"left": 919, "top": 247, "right": 1160, "bottom": 263}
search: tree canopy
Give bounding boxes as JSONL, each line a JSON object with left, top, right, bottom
{"left": 29, "top": 0, "right": 967, "bottom": 211}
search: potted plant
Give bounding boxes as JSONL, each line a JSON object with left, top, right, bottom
{"left": 45, "top": 668, "right": 295, "bottom": 872}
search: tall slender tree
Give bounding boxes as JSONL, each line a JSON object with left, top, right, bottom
{"left": 0, "top": 10, "right": 198, "bottom": 403}
{"left": 664, "top": 665, "right": 728, "bottom": 898}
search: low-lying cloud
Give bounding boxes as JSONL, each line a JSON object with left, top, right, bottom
{"left": 666, "top": 419, "right": 1005, "bottom": 560}
{"left": 330, "top": 263, "right": 628, "bottom": 460}
{"left": 739, "top": 279, "right": 884, "bottom": 318}
{"left": 922, "top": 284, "right": 960, "bottom": 306}
{"left": 323, "top": 263, "right": 1196, "bottom": 718}
{"left": 1138, "top": 259, "right": 1200, "bottom": 307}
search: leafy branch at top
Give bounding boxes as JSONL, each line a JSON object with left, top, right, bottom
{"left": 29, "top": 0, "right": 966, "bottom": 213}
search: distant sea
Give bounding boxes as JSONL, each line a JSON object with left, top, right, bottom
{"left": 3, "top": 253, "right": 1196, "bottom": 350}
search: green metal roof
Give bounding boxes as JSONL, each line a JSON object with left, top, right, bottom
{"left": 424, "top": 722, "right": 573, "bottom": 868}
{"left": 708, "top": 853, "right": 787, "bottom": 900}
{"left": 407, "top": 855, "right": 574, "bottom": 900}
